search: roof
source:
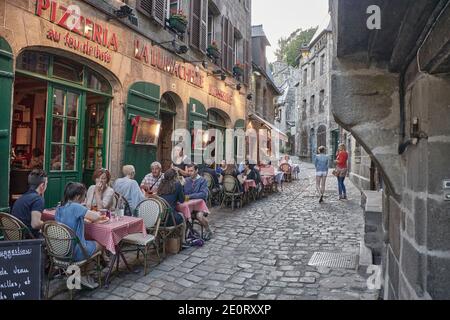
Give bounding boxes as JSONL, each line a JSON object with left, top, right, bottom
{"left": 308, "top": 15, "right": 332, "bottom": 47}
{"left": 248, "top": 113, "right": 288, "bottom": 142}
{"left": 252, "top": 25, "right": 271, "bottom": 46}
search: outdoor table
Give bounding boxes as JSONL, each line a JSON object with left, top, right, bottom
{"left": 42, "top": 209, "right": 146, "bottom": 288}
{"left": 243, "top": 179, "right": 257, "bottom": 192}
{"left": 176, "top": 199, "right": 209, "bottom": 220}
{"left": 260, "top": 175, "right": 274, "bottom": 186}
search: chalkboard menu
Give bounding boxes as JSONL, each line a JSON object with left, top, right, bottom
{"left": 0, "top": 240, "right": 44, "bottom": 300}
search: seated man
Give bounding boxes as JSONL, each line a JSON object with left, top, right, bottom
{"left": 114, "top": 165, "right": 146, "bottom": 213}
{"left": 183, "top": 164, "right": 213, "bottom": 240}
{"left": 11, "top": 169, "right": 47, "bottom": 238}
{"left": 141, "top": 162, "right": 164, "bottom": 196}
{"left": 199, "top": 159, "right": 220, "bottom": 186}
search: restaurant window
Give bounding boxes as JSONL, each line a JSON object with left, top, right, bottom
{"left": 86, "top": 70, "right": 111, "bottom": 93}
{"left": 17, "top": 51, "right": 50, "bottom": 76}
{"left": 52, "top": 56, "right": 84, "bottom": 84}
{"left": 50, "top": 88, "right": 80, "bottom": 172}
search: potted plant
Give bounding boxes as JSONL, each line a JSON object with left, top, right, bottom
{"left": 169, "top": 10, "right": 188, "bottom": 34}
{"left": 233, "top": 61, "right": 244, "bottom": 78}
{"left": 207, "top": 41, "right": 221, "bottom": 59}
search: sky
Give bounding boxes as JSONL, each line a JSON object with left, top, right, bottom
{"left": 252, "top": 0, "right": 330, "bottom": 62}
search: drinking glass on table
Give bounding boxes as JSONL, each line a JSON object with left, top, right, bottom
{"left": 184, "top": 195, "right": 190, "bottom": 202}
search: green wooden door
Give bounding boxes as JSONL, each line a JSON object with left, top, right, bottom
{"left": 125, "top": 82, "right": 160, "bottom": 184}
{"left": 44, "top": 86, "right": 85, "bottom": 207}
{"left": 0, "top": 38, "right": 13, "bottom": 211}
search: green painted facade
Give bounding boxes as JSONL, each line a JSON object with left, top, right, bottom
{"left": 125, "top": 82, "right": 161, "bottom": 184}
{"left": 0, "top": 38, "right": 13, "bottom": 212}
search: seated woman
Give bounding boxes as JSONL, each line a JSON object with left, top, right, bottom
{"left": 55, "top": 182, "right": 104, "bottom": 289}
{"left": 157, "top": 169, "right": 186, "bottom": 242}
{"left": 243, "top": 161, "right": 262, "bottom": 192}
{"left": 86, "top": 168, "right": 115, "bottom": 211}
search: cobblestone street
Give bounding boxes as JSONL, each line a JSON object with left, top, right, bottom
{"left": 60, "top": 163, "right": 378, "bottom": 301}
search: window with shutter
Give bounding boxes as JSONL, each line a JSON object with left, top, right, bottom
{"left": 153, "top": 0, "right": 166, "bottom": 25}
{"left": 227, "top": 20, "right": 234, "bottom": 71}
{"left": 222, "top": 17, "right": 228, "bottom": 70}
{"left": 190, "top": 0, "right": 201, "bottom": 50}
{"left": 137, "top": 0, "right": 167, "bottom": 26}
{"left": 200, "top": 0, "right": 207, "bottom": 53}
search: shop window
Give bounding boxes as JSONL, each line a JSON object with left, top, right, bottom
{"left": 52, "top": 56, "right": 84, "bottom": 84}
{"left": 87, "top": 70, "right": 111, "bottom": 93}
{"left": 208, "top": 109, "right": 226, "bottom": 127}
{"left": 50, "top": 88, "right": 80, "bottom": 172}
{"left": 17, "top": 51, "right": 49, "bottom": 76}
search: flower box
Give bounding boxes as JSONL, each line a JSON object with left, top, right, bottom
{"left": 207, "top": 46, "right": 221, "bottom": 59}
{"left": 169, "top": 15, "right": 188, "bottom": 33}
{"left": 233, "top": 64, "right": 244, "bottom": 77}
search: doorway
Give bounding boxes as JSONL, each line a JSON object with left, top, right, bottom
{"left": 159, "top": 93, "right": 177, "bottom": 172}
{"left": 9, "top": 75, "right": 47, "bottom": 206}
{"left": 10, "top": 50, "right": 113, "bottom": 207}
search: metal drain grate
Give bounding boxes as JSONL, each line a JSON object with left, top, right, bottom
{"left": 308, "top": 252, "right": 358, "bottom": 270}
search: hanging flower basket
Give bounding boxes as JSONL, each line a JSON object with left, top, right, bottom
{"left": 207, "top": 42, "right": 221, "bottom": 59}
{"left": 169, "top": 11, "right": 188, "bottom": 33}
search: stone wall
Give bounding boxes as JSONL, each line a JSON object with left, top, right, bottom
{"left": 330, "top": 0, "right": 450, "bottom": 299}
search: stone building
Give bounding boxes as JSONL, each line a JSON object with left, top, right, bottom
{"left": 296, "top": 17, "right": 340, "bottom": 163}
{"left": 272, "top": 61, "right": 301, "bottom": 155}
{"left": 247, "top": 25, "right": 286, "bottom": 163}
{"left": 0, "top": 0, "right": 252, "bottom": 210}
{"left": 330, "top": 0, "right": 450, "bottom": 299}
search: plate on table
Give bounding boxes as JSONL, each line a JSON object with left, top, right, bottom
{"left": 95, "top": 217, "right": 110, "bottom": 224}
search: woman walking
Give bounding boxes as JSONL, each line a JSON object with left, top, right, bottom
{"left": 335, "top": 144, "right": 349, "bottom": 200}
{"left": 315, "top": 146, "right": 329, "bottom": 203}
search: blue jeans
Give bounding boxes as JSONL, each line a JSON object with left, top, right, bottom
{"left": 337, "top": 176, "right": 347, "bottom": 196}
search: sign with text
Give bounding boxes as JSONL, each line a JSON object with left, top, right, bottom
{"left": 36, "top": 0, "right": 118, "bottom": 64}
{"left": 0, "top": 240, "right": 44, "bottom": 300}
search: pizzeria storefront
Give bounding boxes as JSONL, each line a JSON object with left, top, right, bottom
{"left": 0, "top": 0, "right": 247, "bottom": 209}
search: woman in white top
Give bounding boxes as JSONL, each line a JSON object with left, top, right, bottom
{"left": 86, "top": 168, "right": 115, "bottom": 211}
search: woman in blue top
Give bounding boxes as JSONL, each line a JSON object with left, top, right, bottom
{"left": 315, "top": 146, "right": 330, "bottom": 203}
{"left": 157, "top": 169, "right": 186, "bottom": 242}
{"left": 55, "top": 182, "right": 104, "bottom": 262}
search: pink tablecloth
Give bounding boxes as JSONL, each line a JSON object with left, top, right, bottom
{"left": 261, "top": 176, "right": 274, "bottom": 186}
{"left": 176, "top": 199, "right": 209, "bottom": 220}
{"left": 243, "top": 179, "right": 257, "bottom": 192}
{"left": 42, "top": 210, "right": 147, "bottom": 255}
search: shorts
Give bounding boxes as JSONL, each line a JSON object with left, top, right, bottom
{"left": 316, "top": 171, "right": 328, "bottom": 177}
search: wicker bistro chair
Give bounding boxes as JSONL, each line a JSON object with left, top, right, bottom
{"left": 120, "top": 199, "right": 161, "bottom": 275}
{"left": 0, "top": 212, "right": 35, "bottom": 241}
{"left": 42, "top": 221, "right": 102, "bottom": 300}
{"left": 221, "top": 175, "right": 244, "bottom": 210}
{"left": 203, "top": 172, "right": 222, "bottom": 207}
{"left": 280, "top": 163, "right": 293, "bottom": 183}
